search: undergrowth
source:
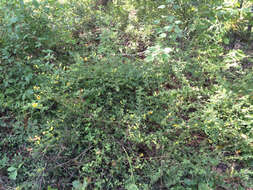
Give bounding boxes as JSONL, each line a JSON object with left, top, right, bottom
{"left": 0, "top": 0, "right": 252, "bottom": 189}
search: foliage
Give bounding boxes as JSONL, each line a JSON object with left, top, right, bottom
{"left": 0, "top": 0, "right": 252, "bottom": 189}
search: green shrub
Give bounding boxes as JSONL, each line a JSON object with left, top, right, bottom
{"left": 0, "top": 0, "right": 252, "bottom": 189}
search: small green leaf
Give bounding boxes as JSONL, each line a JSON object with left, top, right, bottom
{"left": 32, "top": 0, "right": 40, "bottom": 8}
{"left": 175, "top": 20, "right": 182, "bottom": 25}
{"left": 159, "top": 33, "right": 167, "bottom": 38}
{"left": 126, "top": 184, "right": 139, "bottom": 190}
{"left": 184, "top": 179, "right": 197, "bottom": 186}
{"left": 154, "top": 20, "right": 160, "bottom": 24}
{"left": 164, "top": 25, "right": 173, "bottom": 32}
{"left": 72, "top": 180, "right": 81, "bottom": 189}
{"left": 223, "top": 38, "right": 229, "bottom": 45}
{"left": 8, "top": 167, "right": 17, "bottom": 180}
{"left": 72, "top": 179, "right": 87, "bottom": 190}
{"left": 47, "top": 186, "right": 58, "bottom": 190}
{"left": 7, "top": 166, "right": 16, "bottom": 172}
{"left": 145, "top": 55, "right": 155, "bottom": 62}
{"left": 167, "top": 15, "right": 175, "bottom": 22}
{"left": 9, "top": 17, "right": 18, "bottom": 25}
{"left": 158, "top": 5, "right": 166, "bottom": 9}
{"left": 9, "top": 171, "right": 17, "bottom": 180}
{"left": 198, "top": 183, "right": 210, "bottom": 190}
{"left": 163, "top": 47, "right": 172, "bottom": 54}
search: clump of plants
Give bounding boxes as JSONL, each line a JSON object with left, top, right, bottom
{"left": 0, "top": 0, "right": 252, "bottom": 189}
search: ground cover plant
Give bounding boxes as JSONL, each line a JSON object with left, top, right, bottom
{"left": 0, "top": 0, "right": 252, "bottom": 189}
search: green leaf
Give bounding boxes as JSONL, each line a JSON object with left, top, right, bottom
{"left": 154, "top": 20, "right": 160, "bottom": 24}
{"left": 223, "top": 38, "right": 229, "bottom": 45}
{"left": 175, "top": 20, "right": 182, "bottom": 25}
{"left": 145, "top": 55, "right": 155, "bottom": 62}
{"left": 9, "top": 171, "right": 17, "bottom": 180}
{"left": 159, "top": 33, "right": 167, "bottom": 38}
{"left": 164, "top": 25, "right": 173, "bottom": 32}
{"left": 8, "top": 167, "right": 17, "bottom": 180}
{"left": 7, "top": 166, "right": 16, "bottom": 172}
{"left": 198, "top": 183, "right": 210, "bottom": 190}
{"left": 47, "top": 186, "right": 58, "bottom": 190}
{"left": 126, "top": 184, "right": 139, "bottom": 190}
{"left": 158, "top": 5, "right": 166, "bottom": 9}
{"left": 184, "top": 179, "right": 197, "bottom": 186}
{"left": 167, "top": 16, "right": 175, "bottom": 22}
{"left": 163, "top": 47, "right": 172, "bottom": 54}
{"left": 9, "top": 17, "right": 18, "bottom": 25}
{"left": 72, "top": 180, "right": 81, "bottom": 189}
{"left": 72, "top": 180, "right": 87, "bottom": 190}
{"left": 32, "top": 0, "right": 39, "bottom": 8}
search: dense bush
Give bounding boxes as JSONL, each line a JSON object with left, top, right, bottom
{"left": 0, "top": 0, "right": 252, "bottom": 189}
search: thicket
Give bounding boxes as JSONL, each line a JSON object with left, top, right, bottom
{"left": 0, "top": 0, "right": 252, "bottom": 189}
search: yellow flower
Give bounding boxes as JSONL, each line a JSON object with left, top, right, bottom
{"left": 36, "top": 95, "right": 41, "bottom": 100}
{"left": 83, "top": 57, "right": 88, "bottom": 61}
{"left": 148, "top": 111, "right": 153, "bottom": 115}
{"left": 33, "top": 86, "right": 40, "bottom": 90}
{"left": 32, "top": 103, "right": 38, "bottom": 108}
{"left": 173, "top": 124, "right": 179, "bottom": 127}
{"left": 29, "top": 135, "right": 40, "bottom": 142}
{"left": 139, "top": 153, "right": 144, "bottom": 157}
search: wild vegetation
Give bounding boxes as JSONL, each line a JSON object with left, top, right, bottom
{"left": 0, "top": 0, "right": 252, "bottom": 189}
